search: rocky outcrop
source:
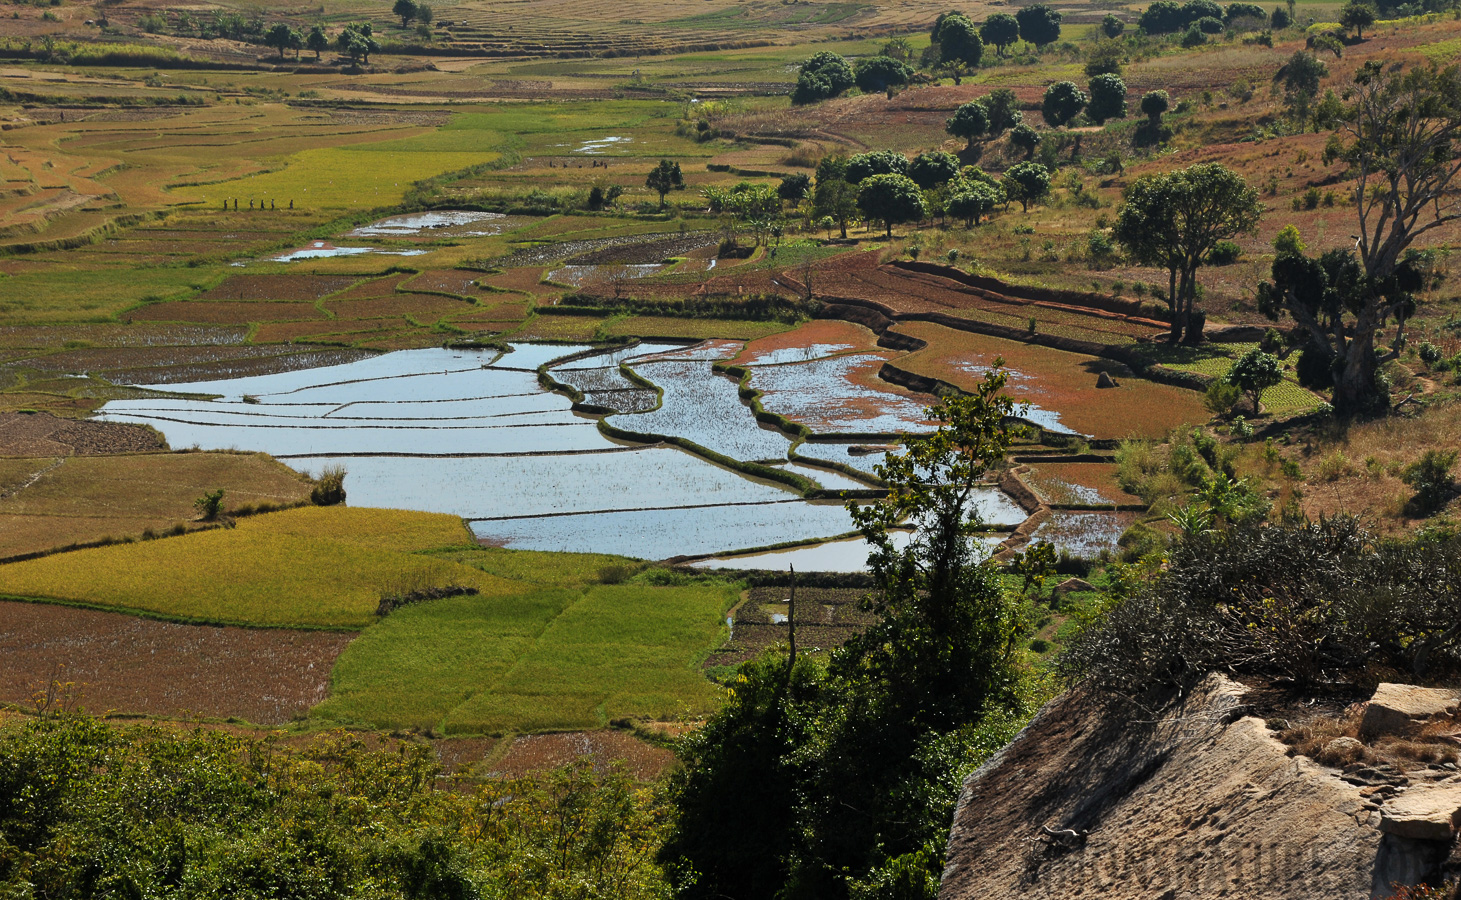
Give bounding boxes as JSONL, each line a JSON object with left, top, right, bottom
{"left": 1361, "top": 685, "right": 1460, "bottom": 741}
{"left": 942, "top": 675, "right": 1427, "bottom": 900}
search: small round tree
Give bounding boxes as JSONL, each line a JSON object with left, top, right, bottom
{"left": 645, "top": 159, "right": 685, "bottom": 209}
{"left": 1141, "top": 89, "right": 1170, "bottom": 124}
{"left": 1042, "top": 81, "right": 1087, "bottom": 127}
{"left": 980, "top": 89, "right": 1022, "bottom": 134}
{"left": 1087, "top": 73, "right": 1128, "bottom": 125}
{"left": 857, "top": 174, "right": 928, "bottom": 238}
{"left": 393, "top": 0, "right": 418, "bottom": 26}
{"left": 1016, "top": 3, "right": 1063, "bottom": 48}
{"left": 935, "top": 13, "right": 984, "bottom": 84}
{"left": 306, "top": 24, "right": 329, "bottom": 60}
{"left": 1003, "top": 161, "right": 1051, "bottom": 212}
{"left": 845, "top": 150, "right": 909, "bottom": 184}
{"left": 778, "top": 173, "right": 811, "bottom": 205}
{"left": 1224, "top": 348, "right": 1283, "bottom": 414}
{"left": 792, "top": 52, "right": 855, "bottom": 105}
{"left": 908, "top": 150, "right": 962, "bottom": 189}
{"left": 1339, "top": 0, "right": 1375, "bottom": 38}
{"left": 1101, "top": 13, "right": 1126, "bottom": 37}
{"left": 1010, "top": 122, "right": 1041, "bottom": 160}
{"left": 980, "top": 13, "right": 1020, "bottom": 55}
{"left": 854, "top": 56, "right": 912, "bottom": 93}
{"left": 948, "top": 182, "right": 1001, "bottom": 226}
{"left": 946, "top": 101, "right": 990, "bottom": 149}
{"left": 265, "top": 23, "right": 300, "bottom": 58}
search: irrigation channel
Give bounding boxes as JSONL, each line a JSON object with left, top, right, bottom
{"left": 98, "top": 342, "right": 1030, "bottom": 566}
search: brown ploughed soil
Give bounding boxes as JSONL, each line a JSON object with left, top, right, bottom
{"left": 0, "top": 599, "right": 355, "bottom": 725}
{"left": 0, "top": 411, "right": 164, "bottom": 456}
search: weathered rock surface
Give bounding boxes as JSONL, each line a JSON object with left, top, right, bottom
{"left": 940, "top": 676, "right": 1382, "bottom": 900}
{"left": 1380, "top": 783, "right": 1461, "bottom": 841}
{"left": 1360, "top": 684, "right": 1459, "bottom": 740}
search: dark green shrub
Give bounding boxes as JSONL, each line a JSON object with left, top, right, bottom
{"left": 1402, "top": 450, "right": 1457, "bottom": 515}
{"left": 193, "top": 489, "right": 224, "bottom": 520}
{"left": 1207, "top": 239, "right": 1242, "bottom": 265}
{"left": 311, "top": 465, "right": 347, "bottom": 506}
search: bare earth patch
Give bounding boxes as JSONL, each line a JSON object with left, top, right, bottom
{"left": 0, "top": 600, "right": 355, "bottom": 725}
{"left": 0, "top": 411, "right": 163, "bottom": 456}
{"left": 487, "top": 730, "right": 675, "bottom": 781}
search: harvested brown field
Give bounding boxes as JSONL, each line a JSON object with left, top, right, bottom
{"left": 196, "top": 275, "right": 361, "bottom": 302}
{"left": 253, "top": 320, "right": 397, "bottom": 343}
{"left": 487, "top": 730, "right": 675, "bottom": 781}
{"left": 0, "top": 411, "right": 162, "bottom": 456}
{"left": 476, "top": 267, "right": 555, "bottom": 296}
{"left": 1021, "top": 461, "right": 1142, "bottom": 507}
{"left": 0, "top": 599, "right": 354, "bottom": 725}
{"left": 514, "top": 314, "right": 605, "bottom": 341}
{"left": 326, "top": 294, "right": 472, "bottom": 321}
{"left": 105, "top": 349, "right": 375, "bottom": 385}
{"left": 24, "top": 345, "right": 299, "bottom": 375}
{"left": 730, "top": 319, "right": 882, "bottom": 366}
{"left": 404, "top": 270, "right": 483, "bottom": 296}
{"left": 605, "top": 316, "right": 790, "bottom": 340}
{"left": 329, "top": 274, "right": 414, "bottom": 301}
{"left": 125, "top": 301, "right": 326, "bottom": 324}
{"left": 0, "top": 324, "right": 249, "bottom": 350}
{"left": 892, "top": 322, "right": 1210, "bottom": 440}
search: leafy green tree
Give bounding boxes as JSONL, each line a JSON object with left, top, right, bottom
{"left": 1087, "top": 73, "right": 1128, "bottom": 124}
{"left": 946, "top": 101, "right": 990, "bottom": 148}
{"left": 979, "top": 88, "right": 1023, "bottom": 134}
{"left": 1141, "top": 89, "right": 1170, "bottom": 123}
{"left": 1225, "top": 2, "right": 1267, "bottom": 21}
{"left": 645, "top": 159, "right": 685, "bottom": 209}
{"left": 264, "top": 22, "right": 300, "bottom": 58}
{"left": 854, "top": 55, "right": 912, "bottom": 93}
{"left": 1114, "top": 162, "right": 1262, "bottom": 343}
{"left": 948, "top": 181, "right": 1001, "bottom": 225}
{"left": 845, "top": 149, "right": 909, "bottom": 184}
{"left": 1270, "top": 4, "right": 1291, "bottom": 27}
{"left": 1140, "top": 0, "right": 1188, "bottom": 32}
{"left": 858, "top": 174, "right": 927, "bottom": 237}
{"left": 1403, "top": 450, "right": 1457, "bottom": 515}
{"left": 415, "top": 3, "right": 433, "bottom": 24}
{"left": 1339, "top": 0, "right": 1376, "bottom": 38}
{"left": 1278, "top": 49, "right": 1328, "bottom": 121}
{"left": 1010, "top": 122, "right": 1041, "bottom": 159}
{"left": 793, "top": 51, "right": 856, "bottom": 104}
{"left": 1260, "top": 62, "right": 1461, "bottom": 413}
{"left": 935, "top": 13, "right": 983, "bottom": 84}
{"left": 1102, "top": 13, "right": 1127, "bottom": 36}
{"left": 1003, "top": 161, "right": 1051, "bottom": 211}
{"left": 909, "top": 150, "right": 961, "bottom": 189}
{"left": 336, "top": 23, "right": 378, "bottom": 64}
{"left": 1224, "top": 348, "right": 1283, "bottom": 413}
{"left": 306, "top": 24, "right": 329, "bottom": 59}
{"left": 813, "top": 156, "right": 859, "bottom": 238}
{"left": 1016, "top": 3, "right": 1062, "bottom": 47}
{"left": 778, "top": 172, "right": 811, "bottom": 205}
{"left": 393, "top": 0, "right": 418, "bottom": 26}
{"left": 1181, "top": 23, "right": 1207, "bottom": 46}
{"left": 1084, "top": 39, "right": 1125, "bottom": 76}
{"left": 981, "top": 12, "right": 1021, "bottom": 54}
{"left": 1041, "top": 81, "right": 1087, "bottom": 127}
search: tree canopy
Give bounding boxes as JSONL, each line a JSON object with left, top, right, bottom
{"left": 854, "top": 56, "right": 913, "bottom": 93}
{"left": 858, "top": 174, "right": 928, "bottom": 237}
{"left": 845, "top": 150, "right": 910, "bottom": 184}
{"left": 981, "top": 13, "right": 1021, "bottom": 54}
{"left": 1016, "top": 4, "right": 1063, "bottom": 47}
{"left": 1087, "top": 73, "right": 1128, "bottom": 124}
{"left": 1042, "top": 81, "right": 1088, "bottom": 127}
{"left": 946, "top": 101, "right": 990, "bottom": 148}
{"left": 813, "top": 156, "right": 859, "bottom": 239}
{"left": 1114, "top": 162, "right": 1261, "bottom": 343}
{"left": 792, "top": 52, "right": 855, "bottom": 105}
{"left": 935, "top": 13, "right": 984, "bottom": 83}
{"left": 1003, "top": 161, "right": 1051, "bottom": 211}
{"left": 909, "top": 150, "right": 962, "bottom": 189}
{"left": 645, "top": 159, "right": 685, "bottom": 209}
{"left": 1339, "top": 0, "right": 1376, "bottom": 38}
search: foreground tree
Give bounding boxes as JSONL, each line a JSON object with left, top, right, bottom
{"left": 264, "top": 22, "right": 299, "bottom": 58}
{"left": 949, "top": 181, "right": 1001, "bottom": 225}
{"left": 1259, "top": 61, "right": 1461, "bottom": 412}
{"left": 1114, "top": 162, "right": 1262, "bottom": 343}
{"left": 1101, "top": 12, "right": 1127, "bottom": 36}
{"left": 393, "top": 0, "right": 418, "bottom": 26}
{"left": 908, "top": 150, "right": 961, "bottom": 189}
{"left": 845, "top": 149, "right": 909, "bottom": 183}
{"left": 645, "top": 159, "right": 684, "bottom": 209}
{"left": 858, "top": 173, "right": 927, "bottom": 237}
{"left": 854, "top": 56, "right": 912, "bottom": 93}
{"left": 1224, "top": 347, "right": 1283, "bottom": 413}
{"left": 663, "top": 377, "right": 1029, "bottom": 900}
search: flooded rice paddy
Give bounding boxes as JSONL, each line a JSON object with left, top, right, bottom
{"left": 99, "top": 341, "right": 1036, "bottom": 562}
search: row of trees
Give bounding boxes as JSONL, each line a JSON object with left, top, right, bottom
{"left": 260, "top": 22, "right": 379, "bottom": 62}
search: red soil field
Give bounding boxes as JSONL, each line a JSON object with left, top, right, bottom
{"left": 487, "top": 730, "right": 675, "bottom": 781}
{"left": 328, "top": 273, "right": 414, "bottom": 301}
{"left": 404, "top": 270, "right": 482, "bottom": 296}
{"left": 893, "top": 321, "right": 1210, "bottom": 439}
{"left": 253, "top": 320, "right": 398, "bottom": 343}
{"left": 0, "top": 600, "right": 355, "bottom": 725}
{"left": 0, "top": 411, "right": 163, "bottom": 455}
{"left": 730, "top": 319, "right": 883, "bottom": 366}
{"left": 196, "top": 275, "right": 360, "bottom": 302}
{"left": 1022, "top": 461, "right": 1142, "bottom": 506}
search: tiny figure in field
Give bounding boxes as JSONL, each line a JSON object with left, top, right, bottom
{"left": 233, "top": 199, "right": 238, "bottom": 210}
{"left": 249, "top": 199, "right": 254, "bottom": 209}
{"left": 289, "top": 199, "right": 294, "bottom": 209}
{"left": 270, "top": 199, "right": 275, "bottom": 209}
